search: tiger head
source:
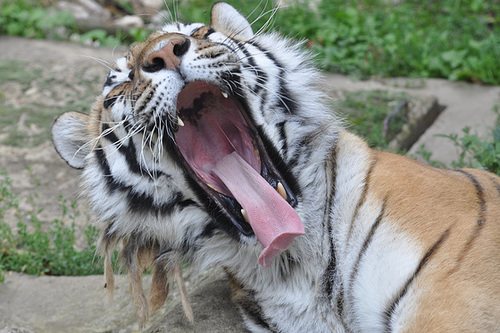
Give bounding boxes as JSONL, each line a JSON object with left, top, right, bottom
{"left": 52, "top": 3, "right": 338, "bottom": 271}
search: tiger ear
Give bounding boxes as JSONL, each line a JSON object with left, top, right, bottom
{"left": 210, "top": 2, "right": 253, "bottom": 41}
{"left": 52, "top": 111, "right": 90, "bottom": 169}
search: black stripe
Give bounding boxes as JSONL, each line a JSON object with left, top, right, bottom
{"left": 345, "top": 156, "right": 378, "bottom": 247}
{"left": 102, "top": 123, "right": 119, "bottom": 143}
{"left": 337, "top": 287, "right": 345, "bottom": 321}
{"left": 100, "top": 124, "right": 143, "bottom": 175}
{"left": 234, "top": 40, "right": 268, "bottom": 95}
{"left": 204, "top": 27, "right": 215, "bottom": 38}
{"left": 95, "top": 145, "right": 127, "bottom": 194}
{"left": 324, "top": 144, "right": 339, "bottom": 300}
{"left": 226, "top": 273, "right": 276, "bottom": 331}
{"left": 276, "top": 121, "right": 288, "bottom": 153}
{"left": 384, "top": 228, "right": 451, "bottom": 332}
{"left": 348, "top": 198, "right": 386, "bottom": 293}
{"left": 455, "top": 169, "right": 486, "bottom": 224}
{"left": 103, "top": 95, "right": 118, "bottom": 109}
{"left": 197, "top": 221, "right": 218, "bottom": 240}
{"left": 449, "top": 222, "right": 484, "bottom": 275}
{"left": 104, "top": 74, "right": 116, "bottom": 88}
{"left": 248, "top": 40, "right": 297, "bottom": 115}
{"left": 127, "top": 190, "right": 197, "bottom": 216}
{"left": 447, "top": 170, "right": 488, "bottom": 274}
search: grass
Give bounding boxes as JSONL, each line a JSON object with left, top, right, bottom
{"left": 338, "top": 90, "right": 409, "bottom": 149}
{"left": 273, "top": 0, "right": 500, "bottom": 85}
{"left": 417, "top": 106, "right": 500, "bottom": 175}
{"left": 1, "top": 0, "right": 499, "bottom": 84}
{"left": 0, "top": 169, "right": 110, "bottom": 282}
{"left": 0, "top": 59, "right": 101, "bottom": 147}
{"left": 174, "top": 0, "right": 500, "bottom": 85}
{"left": 0, "top": 0, "right": 75, "bottom": 40}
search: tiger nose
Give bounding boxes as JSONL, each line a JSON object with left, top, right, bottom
{"left": 143, "top": 38, "right": 190, "bottom": 72}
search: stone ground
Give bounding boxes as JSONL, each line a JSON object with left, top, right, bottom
{"left": 0, "top": 36, "right": 499, "bottom": 333}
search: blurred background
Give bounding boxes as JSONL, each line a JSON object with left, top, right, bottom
{"left": 2, "top": 0, "right": 500, "bottom": 83}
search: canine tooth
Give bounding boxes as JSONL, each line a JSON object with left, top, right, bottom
{"left": 277, "top": 182, "right": 287, "bottom": 200}
{"left": 221, "top": 91, "right": 228, "bottom": 99}
{"left": 178, "top": 116, "right": 185, "bottom": 127}
{"left": 241, "top": 209, "right": 249, "bottom": 223}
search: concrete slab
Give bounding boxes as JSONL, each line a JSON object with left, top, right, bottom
{"left": 0, "top": 268, "right": 243, "bottom": 333}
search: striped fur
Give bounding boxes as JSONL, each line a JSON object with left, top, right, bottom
{"left": 52, "top": 3, "right": 500, "bottom": 332}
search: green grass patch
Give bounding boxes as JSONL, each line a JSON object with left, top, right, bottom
{"left": 439, "top": 108, "right": 500, "bottom": 174}
{"left": 0, "top": 0, "right": 75, "bottom": 40}
{"left": 171, "top": 0, "right": 500, "bottom": 84}
{"left": 273, "top": 0, "right": 500, "bottom": 84}
{"left": 0, "top": 60, "right": 42, "bottom": 86}
{"left": 0, "top": 169, "right": 112, "bottom": 282}
{"left": 338, "top": 90, "right": 409, "bottom": 149}
{"left": 2, "top": 0, "right": 499, "bottom": 83}
{"left": 416, "top": 106, "right": 500, "bottom": 175}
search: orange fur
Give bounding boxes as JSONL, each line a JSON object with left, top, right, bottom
{"left": 365, "top": 145, "right": 500, "bottom": 331}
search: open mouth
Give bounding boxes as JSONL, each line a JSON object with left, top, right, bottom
{"left": 173, "top": 81, "right": 304, "bottom": 267}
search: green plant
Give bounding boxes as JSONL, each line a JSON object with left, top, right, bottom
{"left": 2, "top": 0, "right": 499, "bottom": 84}
{"left": 415, "top": 107, "right": 500, "bottom": 175}
{"left": 437, "top": 121, "right": 500, "bottom": 175}
{"left": 0, "top": 0, "right": 75, "bottom": 39}
{"left": 79, "top": 29, "right": 123, "bottom": 47}
{"left": 339, "top": 90, "right": 408, "bottom": 149}
{"left": 0, "top": 169, "right": 114, "bottom": 280}
{"left": 79, "top": 27, "right": 153, "bottom": 47}
{"left": 273, "top": 0, "right": 500, "bottom": 84}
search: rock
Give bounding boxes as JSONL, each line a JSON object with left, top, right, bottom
{"left": 140, "top": 0, "right": 164, "bottom": 11}
{"left": 0, "top": 272, "right": 141, "bottom": 332}
{"left": 55, "top": 0, "right": 112, "bottom": 28}
{"left": 131, "top": 0, "right": 165, "bottom": 17}
{"left": 146, "top": 271, "right": 247, "bottom": 333}
{"left": 0, "top": 268, "right": 245, "bottom": 333}
{"left": 387, "top": 95, "right": 445, "bottom": 151}
{"left": 150, "top": 11, "right": 173, "bottom": 30}
{"left": 114, "top": 15, "right": 145, "bottom": 29}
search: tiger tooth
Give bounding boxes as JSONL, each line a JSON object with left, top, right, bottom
{"left": 221, "top": 91, "right": 228, "bottom": 99}
{"left": 178, "top": 116, "right": 185, "bottom": 127}
{"left": 277, "top": 182, "right": 287, "bottom": 200}
{"left": 241, "top": 209, "right": 249, "bottom": 223}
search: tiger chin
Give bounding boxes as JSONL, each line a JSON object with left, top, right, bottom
{"left": 52, "top": 2, "right": 500, "bottom": 332}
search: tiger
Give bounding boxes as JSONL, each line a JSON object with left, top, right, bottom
{"left": 51, "top": 2, "right": 500, "bottom": 332}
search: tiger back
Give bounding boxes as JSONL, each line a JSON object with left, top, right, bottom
{"left": 51, "top": 2, "right": 500, "bottom": 332}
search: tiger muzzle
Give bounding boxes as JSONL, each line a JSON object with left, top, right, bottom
{"left": 142, "top": 36, "right": 190, "bottom": 73}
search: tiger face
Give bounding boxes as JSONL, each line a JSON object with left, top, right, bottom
{"left": 52, "top": 2, "right": 334, "bottom": 270}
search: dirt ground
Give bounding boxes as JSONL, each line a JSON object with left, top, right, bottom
{"left": 0, "top": 37, "right": 128, "bottom": 240}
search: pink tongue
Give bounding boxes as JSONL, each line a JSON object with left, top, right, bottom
{"left": 213, "top": 152, "right": 304, "bottom": 267}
